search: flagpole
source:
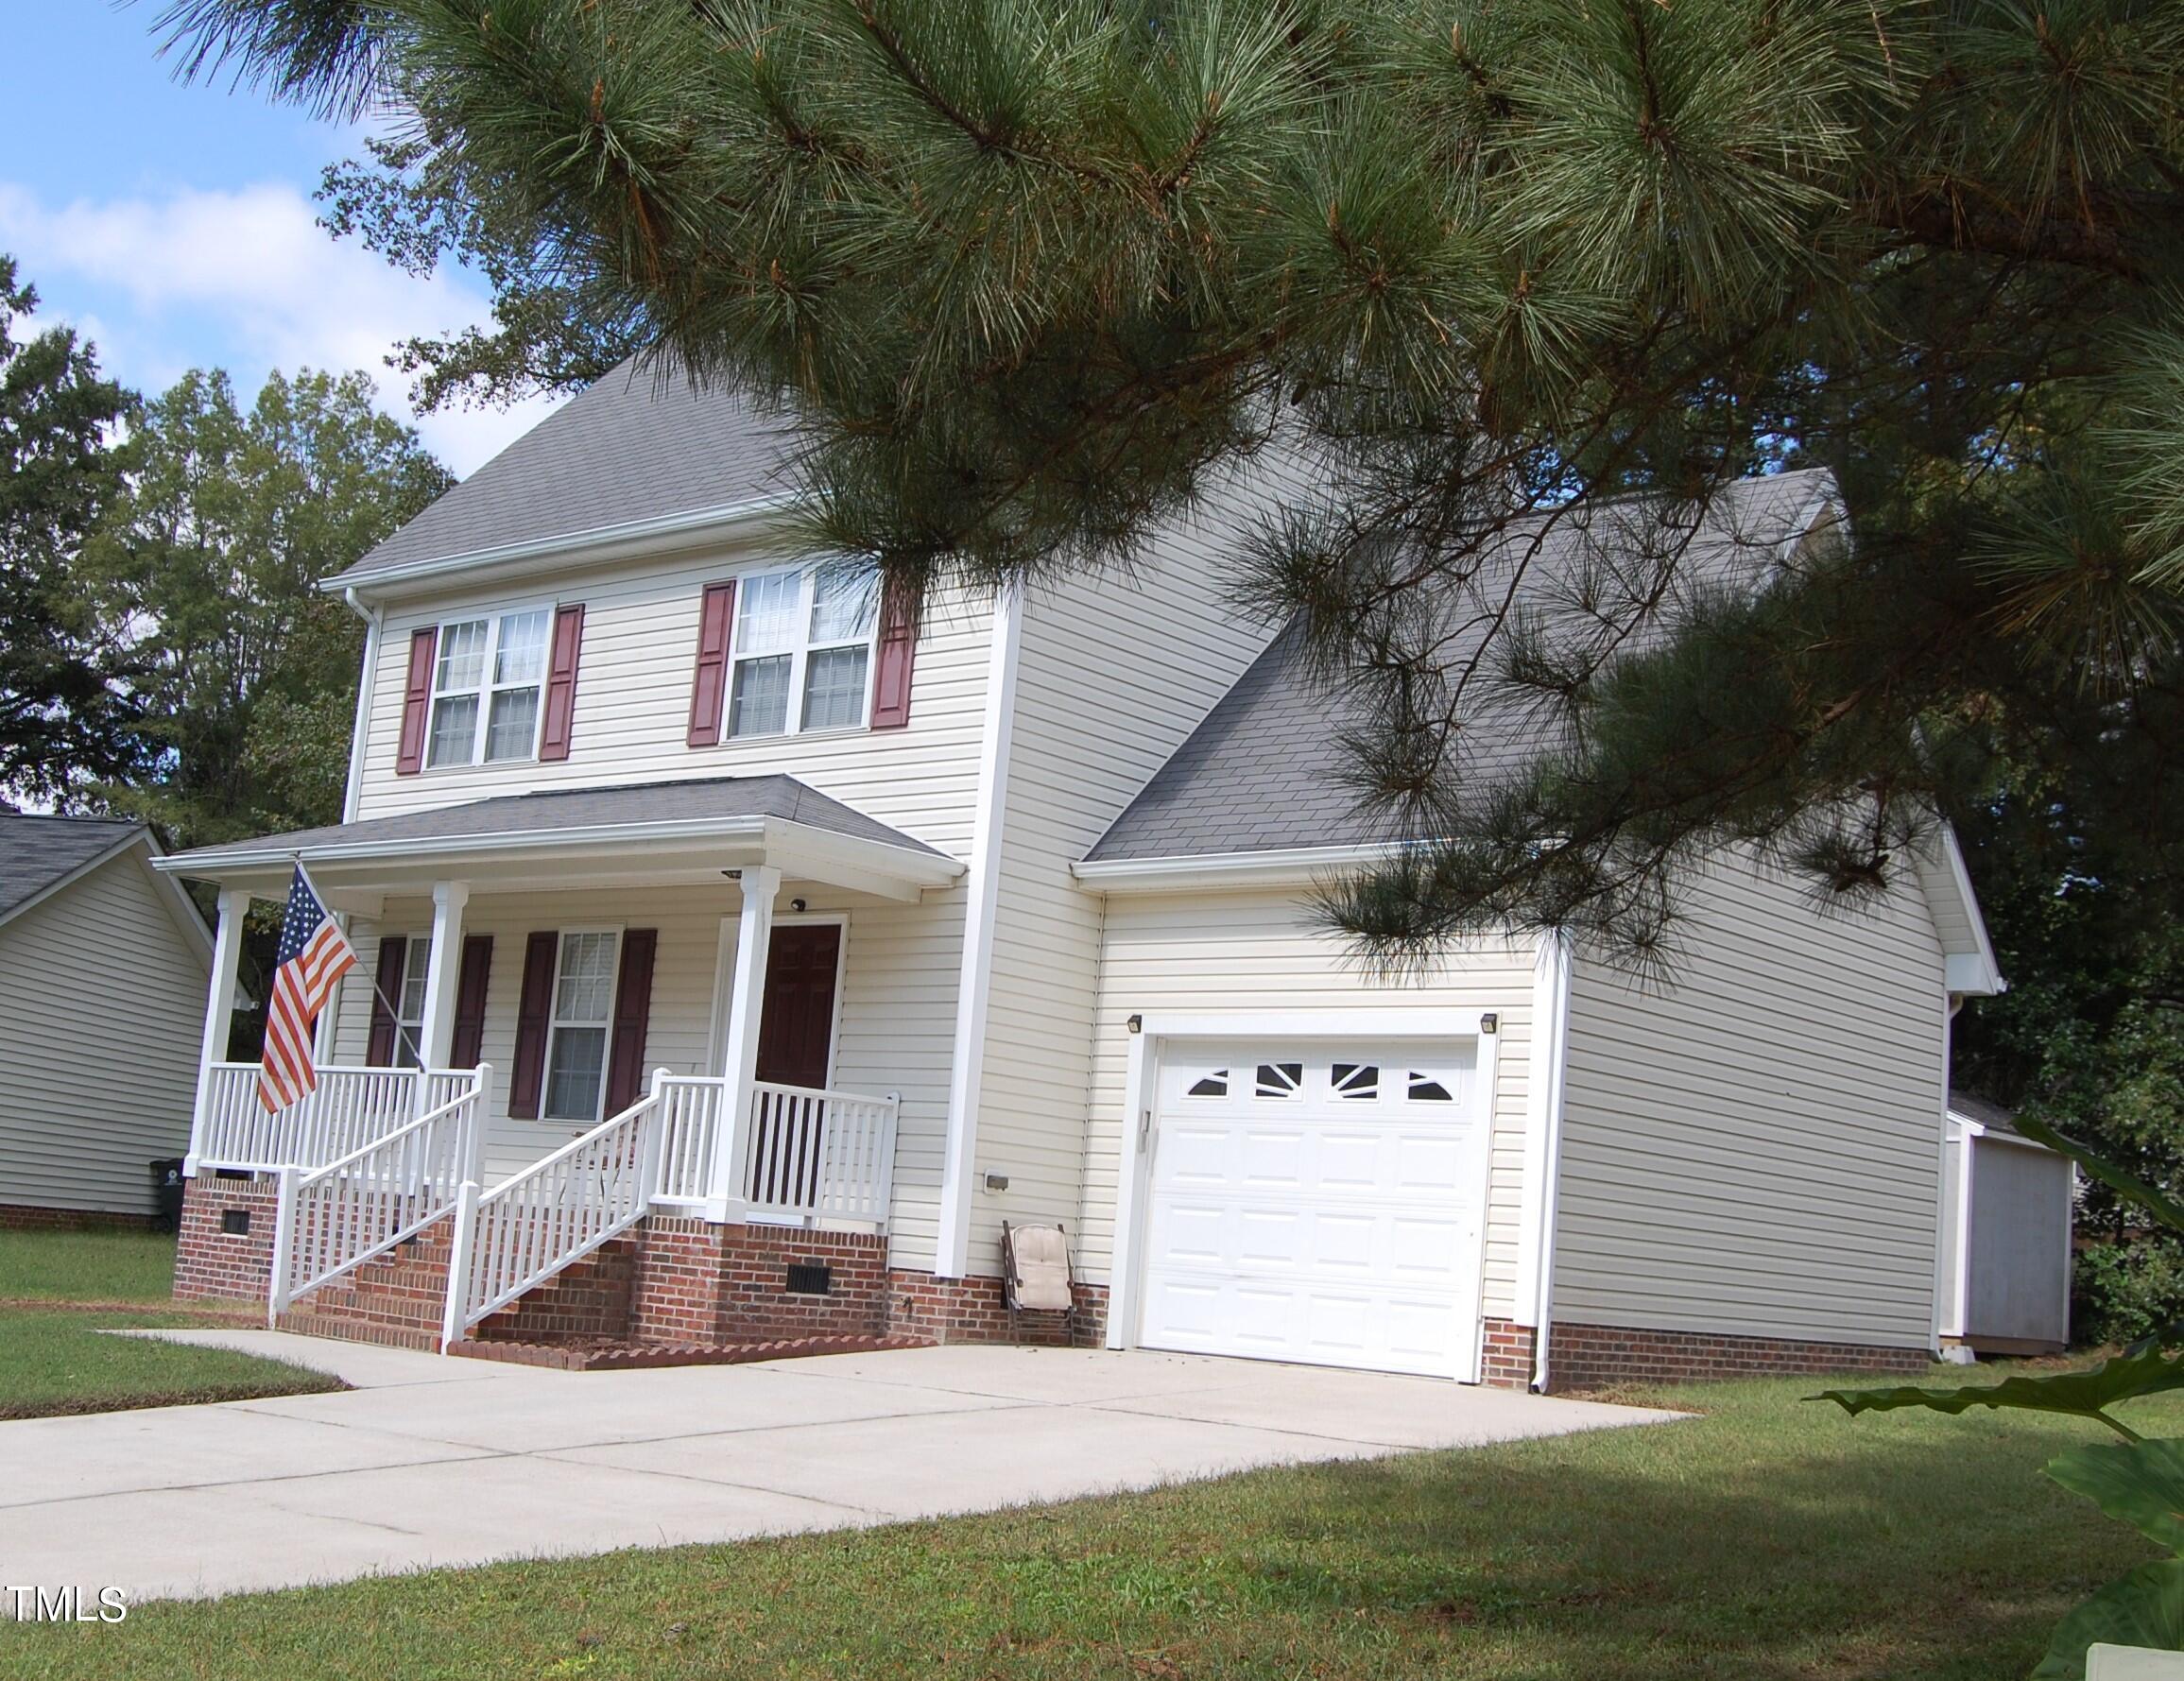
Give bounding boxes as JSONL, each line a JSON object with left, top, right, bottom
{"left": 291, "top": 856, "right": 411, "bottom": 1043}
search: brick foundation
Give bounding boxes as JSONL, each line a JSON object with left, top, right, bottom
{"left": 0, "top": 1203, "right": 163, "bottom": 1233}
{"left": 173, "top": 1173, "right": 278, "bottom": 1303}
{"left": 886, "top": 1269, "right": 1109, "bottom": 1348}
{"left": 632, "top": 1218, "right": 893, "bottom": 1344}
{"left": 1479, "top": 1318, "right": 1538, "bottom": 1388}
{"left": 1528, "top": 1319, "right": 1931, "bottom": 1394}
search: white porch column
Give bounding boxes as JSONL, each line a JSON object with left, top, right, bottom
{"left": 416, "top": 882, "right": 471, "bottom": 1072}
{"left": 186, "top": 885, "right": 251, "bottom": 1175}
{"left": 706, "top": 865, "right": 779, "bottom": 1223}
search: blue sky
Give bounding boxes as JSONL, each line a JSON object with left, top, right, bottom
{"left": 0, "top": 7, "right": 559, "bottom": 475}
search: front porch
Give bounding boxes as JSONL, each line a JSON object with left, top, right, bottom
{"left": 158, "top": 776, "right": 969, "bottom": 1349}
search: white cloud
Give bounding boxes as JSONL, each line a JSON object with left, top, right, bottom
{"left": 0, "top": 179, "right": 559, "bottom": 475}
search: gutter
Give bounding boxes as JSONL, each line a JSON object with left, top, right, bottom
{"left": 1072, "top": 842, "right": 1402, "bottom": 893}
{"left": 322, "top": 491, "right": 800, "bottom": 603}
{"left": 150, "top": 814, "right": 964, "bottom": 883}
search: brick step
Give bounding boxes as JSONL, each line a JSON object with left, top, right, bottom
{"left": 276, "top": 1311, "right": 442, "bottom": 1352}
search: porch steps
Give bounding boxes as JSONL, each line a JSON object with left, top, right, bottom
{"left": 273, "top": 1226, "right": 642, "bottom": 1352}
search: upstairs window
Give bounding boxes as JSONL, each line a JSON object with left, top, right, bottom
{"left": 428, "top": 608, "right": 552, "bottom": 766}
{"left": 728, "top": 563, "right": 878, "bottom": 739}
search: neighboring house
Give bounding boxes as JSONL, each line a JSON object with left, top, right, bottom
{"left": 156, "top": 364, "right": 2005, "bottom": 1389}
{"left": 0, "top": 813, "right": 214, "bottom": 1225}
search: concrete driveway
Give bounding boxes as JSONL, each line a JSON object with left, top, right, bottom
{"left": 2, "top": 1331, "right": 1678, "bottom": 1602}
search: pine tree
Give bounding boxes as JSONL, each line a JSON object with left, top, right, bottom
{"left": 158, "top": 0, "right": 2184, "bottom": 961}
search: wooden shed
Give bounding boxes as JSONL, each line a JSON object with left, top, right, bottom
{"left": 1938, "top": 1091, "right": 2073, "bottom": 1354}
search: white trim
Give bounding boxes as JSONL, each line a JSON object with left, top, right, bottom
{"left": 323, "top": 492, "right": 800, "bottom": 603}
{"left": 416, "top": 882, "right": 472, "bottom": 1072}
{"left": 708, "top": 866, "right": 780, "bottom": 1221}
{"left": 936, "top": 585, "right": 1023, "bottom": 1278}
{"left": 1932, "top": 998, "right": 1959, "bottom": 1347}
{"left": 1948, "top": 1115, "right": 1976, "bottom": 1342}
{"left": 1072, "top": 843, "right": 1399, "bottom": 894}
{"left": 153, "top": 814, "right": 964, "bottom": 895}
{"left": 186, "top": 885, "right": 251, "bottom": 1175}
{"left": 1514, "top": 931, "right": 1573, "bottom": 1389}
{"left": 1103, "top": 1005, "right": 1505, "bottom": 1368}
{"left": 1930, "top": 825, "right": 2005, "bottom": 996}
{"left": 340, "top": 591, "right": 380, "bottom": 823}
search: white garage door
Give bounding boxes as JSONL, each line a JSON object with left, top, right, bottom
{"left": 1139, "top": 1038, "right": 1488, "bottom": 1380}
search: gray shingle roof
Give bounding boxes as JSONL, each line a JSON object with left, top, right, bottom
{"left": 331, "top": 360, "right": 798, "bottom": 583}
{"left": 1086, "top": 471, "right": 1836, "bottom": 862}
{"left": 0, "top": 812, "right": 148, "bottom": 922}
{"left": 168, "top": 775, "right": 942, "bottom": 866}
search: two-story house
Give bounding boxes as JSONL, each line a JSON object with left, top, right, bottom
{"left": 157, "top": 362, "right": 2013, "bottom": 1390}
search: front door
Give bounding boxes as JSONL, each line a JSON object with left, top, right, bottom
{"left": 754, "top": 924, "right": 841, "bottom": 1089}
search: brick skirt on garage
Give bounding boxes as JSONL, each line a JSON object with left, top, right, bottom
{"left": 1479, "top": 1316, "right": 1931, "bottom": 1393}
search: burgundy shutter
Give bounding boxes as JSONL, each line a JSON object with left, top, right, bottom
{"left": 365, "top": 936, "right": 408, "bottom": 1066}
{"left": 395, "top": 627, "right": 438, "bottom": 774}
{"left": 603, "top": 929, "right": 658, "bottom": 1114}
{"left": 869, "top": 593, "right": 917, "bottom": 729}
{"left": 508, "top": 931, "right": 559, "bottom": 1119}
{"left": 538, "top": 603, "right": 585, "bottom": 761}
{"left": 686, "top": 581, "right": 736, "bottom": 747}
{"left": 448, "top": 934, "right": 494, "bottom": 1069}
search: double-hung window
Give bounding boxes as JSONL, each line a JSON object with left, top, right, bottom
{"left": 392, "top": 938, "right": 428, "bottom": 1068}
{"left": 428, "top": 608, "right": 552, "bottom": 767}
{"left": 727, "top": 563, "right": 877, "bottom": 739}
{"left": 542, "top": 930, "right": 619, "bottom": 1123}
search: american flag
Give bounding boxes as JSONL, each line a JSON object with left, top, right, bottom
{"left": 257, "top": 866, "right": 359, "bottom": 1113}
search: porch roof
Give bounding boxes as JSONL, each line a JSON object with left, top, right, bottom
{"left": 154, "top": 775, "right": 962, "bottom": 904}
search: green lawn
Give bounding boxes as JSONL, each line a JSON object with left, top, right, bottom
{"left": 0, "top": 1226, "right": 196, "bottom": 1305}
{"left": 0, "top": 1228, "right": 342, "bottom": 1420}
{"left": 3, "top": 1367, "right": 2170, "bottom": 1679}
{"left": 0, "top": 1310, "right": 342, "bottom": 1420}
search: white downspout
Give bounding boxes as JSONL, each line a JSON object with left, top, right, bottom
{"left": 340, "top": 588, "right": 380, "bottom": 825}
{"left": 1526, "top": 930, "right": 1574, "bottom": 1393}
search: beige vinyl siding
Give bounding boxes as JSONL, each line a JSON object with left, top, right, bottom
{"left": 350, "top": 537, "right": 993, "bottom": 855}
{"left": 329, "top": 880, "right": 962, "bottom": 1257}
{"left": 962, "top": 496, "right": 1284, "bottom": 1278}
{"left": 1553, "top": 854, "right": 1947, "bottom": 1349}
{"left": 1084, "top": 888, "right": 1537, "bottom": 1314}
{"left": 0, "top": 849, "right": 208, "bottom": 1214}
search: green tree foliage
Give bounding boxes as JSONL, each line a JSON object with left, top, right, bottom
{"left": 0, "top": 254, "right": 142, "bottom": 804}
{"left": 155, "top": 0, "right": 2184, "bottom": 965}
{"left": 82, "top": 367, "right": 452, "bottom": 849}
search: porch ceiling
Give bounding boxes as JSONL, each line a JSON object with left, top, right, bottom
{"left": 154, "top": 775, "right": 963, "bottom": 907}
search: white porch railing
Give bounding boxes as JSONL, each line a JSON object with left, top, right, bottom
{"left": 267, "top": 1069, "right": 490, "bottom": 1323}
{"left": 196, "top": 1063, "right": 481, "bottom": 1173}
{"left": 439, "top": 1072, "right": 666, "bottom": 1349}
{"left": 651, "top": 1075, "right": 727, "bottom": 1209}
{"left": 646, "top": 1075, "right": 897, "bottom": 1226}
{"left": 743, "top": 1082, "right": 899, "bottom": 1226}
